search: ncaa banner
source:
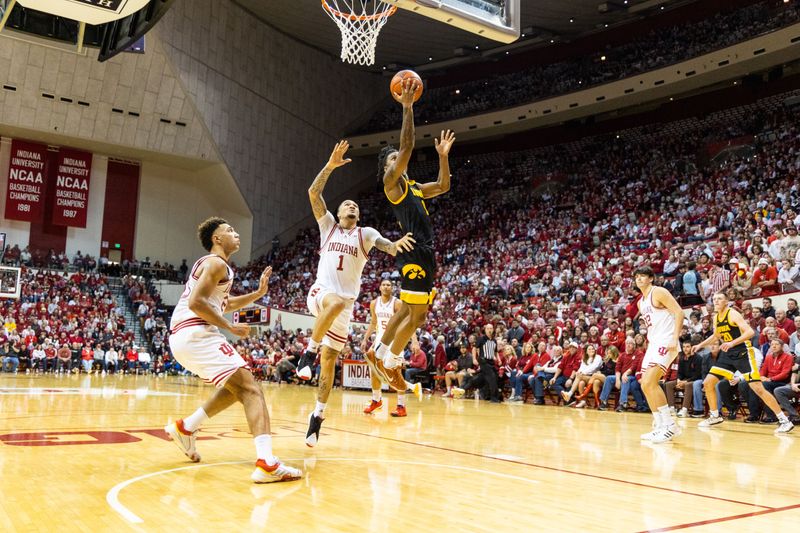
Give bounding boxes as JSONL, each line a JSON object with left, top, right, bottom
{"left": 52, "top": 149, "right": 92, "bottom": 228}
{"left": 4, "top": 139, "right": 48, "bottom": 223}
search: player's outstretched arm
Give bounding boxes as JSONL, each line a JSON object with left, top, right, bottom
{"left": 188, "top": 259, "right": 250, "bottom": 337}
{"left": 385, "top": 79, "right": 418, "bottom": 189}
{"left": 309, "top": 140, "right": 351, "bottom": 220}
{"left": 227, "top": 266, "right": 272, "bottom": 313}
{"left": 373, "top": 232, "right": 416, "bottom": 257}
{"left": 419, "top": 129, "right": 455, "bottom": 199}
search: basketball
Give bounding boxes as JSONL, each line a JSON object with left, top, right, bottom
{"left": 390, "top": 70, "right": 423, "bottom": 102}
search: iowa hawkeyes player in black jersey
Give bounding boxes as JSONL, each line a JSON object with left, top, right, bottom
{"left": 370, "top": 77, "right": 455, "bottom": 372}
{"left": 691, "top": 291, "right": 794, "bottom": 434}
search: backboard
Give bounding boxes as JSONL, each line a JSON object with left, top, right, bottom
{"left": 0, "top": 266, "right": 21, "bottom": 300}
{"left": 382, "top": 0, "right": 520, "bottom": 43}
{"left": 15, "top": 0, "right": 151, "bottom": 24}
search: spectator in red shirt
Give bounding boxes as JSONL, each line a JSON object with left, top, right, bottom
{"left": 125, "top": 345, "right": 138, "bottom": 373}
{"left": 57, "top": 344, "right": 72, "bottom": 373}
{"left": 752, "top": 257, "right": 779, "bottom": 296}
{"left": 746, "top": 339, "right": 794, "bottom": 423}
{"left": 81, "top": 344, "right": 94, "bottom": 373}
{"left": 559, "top": 342, "right": 583, "bottom": 399}
{"left": 604, "top": 319, "right": 626, "bottom": 351}
{"left": 509, "top": 342, "right": 534, "bottom": 401}
{"left": 775, "top": 309, "right": 795, "bottom": 335}
{"left": 44, "top": 342, "right": 57, "bottom": 372}
{"left": 404, "top": 342, "right": 428, "bottom": 384}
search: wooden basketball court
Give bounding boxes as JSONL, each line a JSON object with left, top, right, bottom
{"left": 0, "top": 373, "right": 798, "bottom": 532}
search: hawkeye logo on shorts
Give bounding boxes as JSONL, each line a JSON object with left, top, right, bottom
{"left": 402, "top": 264, "right": 427, "bottom": 280}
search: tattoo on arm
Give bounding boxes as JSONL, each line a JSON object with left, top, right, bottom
{"left": 374, "top": 236, "right": 396, "bottom": 256}
{"left": 308, "top": 167, "right": 333, "bottom": 219}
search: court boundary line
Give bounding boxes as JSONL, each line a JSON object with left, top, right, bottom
{"left": 290, "top": 420, "right": 775, "bottom": 511}
{"left": 639, "top": 502, "right": 800, "bottom": 532}
{"left": 106, "top": 457, "right": 541, "bottom": 523}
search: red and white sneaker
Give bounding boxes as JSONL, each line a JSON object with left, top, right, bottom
{"left": 164, "top": 419, "right": 200, "bottom": 462}
{"left": 390, "top": 405, "right": 407, "bottom": 417}
{"left": 251, "top": 458, "right": 302, "bottom": 483}
{"left": 363, "top": 399, "right": 383, "bottom": 414}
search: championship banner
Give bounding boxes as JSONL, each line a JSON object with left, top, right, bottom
{"left": 52, "top": 149, "right": 92, "bottom": 228}
{"left": 4, "top": 139, "right": 48, "bottom": 223}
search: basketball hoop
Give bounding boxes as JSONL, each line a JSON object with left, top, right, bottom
{"left": 321, "top": 0, "right": 397, "bottom": 66}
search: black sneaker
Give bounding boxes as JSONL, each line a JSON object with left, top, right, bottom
{"left": 727, "top": 410, "right": 738, "bottom": 421}
{"left": 305, "top": 413, "right": 323, "bottom": 447}
{"left": 615, "top": 403, "right": 627, "bottom": 413}
{"left": 744, "top": 416, "right": 760, "bottom": 423}
{"left": 760, "top": 416, "right": 778, "bottom": 425}
{"left": 297, "top": 350, "right": 315, "bottom": 372}
{"left": 690, "top": 411, "right": 705, "bottom": 418}
{"left": 598, "top": 401, "right": 608, "bottom": 411}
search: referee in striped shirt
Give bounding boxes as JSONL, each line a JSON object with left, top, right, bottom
{"left": 471, "top": 323, "right": 501, "bottom": 402}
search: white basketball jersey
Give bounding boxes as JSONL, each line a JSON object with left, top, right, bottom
{"left": 316, "top": 211, "right": 380, "bottom": 299}
{"left": 638, "top": 288, "right": 675, "bottom": 346}
{"left": 375, "top": 296, "right": 397, "bottom": 339}
{"left": 171, "top": 254, "right": 234, "bottom": 332}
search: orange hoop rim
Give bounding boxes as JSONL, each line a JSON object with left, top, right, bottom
{"left": 321, "top": 0, "right": 397, "bottom": 22}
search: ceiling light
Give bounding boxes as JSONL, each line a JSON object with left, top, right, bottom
{"left": 600, "top": 55, "right": 606, "bottom": 61}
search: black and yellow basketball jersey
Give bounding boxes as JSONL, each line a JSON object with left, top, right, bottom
{"left": 714, "top": 308, "right": 751, "bottom": 356}
{"left": 387, "top": 177, "right": 434, "bottom": 245}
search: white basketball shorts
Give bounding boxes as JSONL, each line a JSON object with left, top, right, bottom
{"left": 169, "top": 325, "right": 247, "bottom": 388}
{"left": 641, "top": 341, "right": 678, "bottom": 374}
{"left": 306, "top": 282, "right": 353, "bottom": 352}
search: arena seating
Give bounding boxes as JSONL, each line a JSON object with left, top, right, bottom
{"left": 356, "top": 0, "right": 800, "bottom": 133}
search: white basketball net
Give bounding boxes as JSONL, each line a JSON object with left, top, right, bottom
{"left": 321, "top": 0, "right": 396, "bottom": 66}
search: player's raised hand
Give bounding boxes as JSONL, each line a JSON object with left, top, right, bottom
{"left": 255, "top": 266, "right": 273, "bottom": 297}
{"left": 229, "top": 323, "right": 251, "bottom": 338}
{"left": 326, "top": 140, "right": 352, "bottom": 170}
{"left": 394, "top": 233, "right": 416, "bottom": 254}
{"left": 435, "top": 130, "right": 456, "bottom": 156}
{"left": 393, "top": 78, "right": 419, "bottom": 107}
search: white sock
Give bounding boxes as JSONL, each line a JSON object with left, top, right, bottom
{"left": 710, "top": 409, "right": 720, "bottom": 418}
{"left": 372, "top": 390, "right": 382, "bottom": 402}
{"left": 314, "top": 401, "right": 326, "bottom": 418}
{"left": 308, "top": 339, "right": 319, "bottom": 352}
{"left": 254, "top": 434, "right": 275, "bottom": 464}
{"left": 376, "top": 343, "right": 389, "bottom": 359}
{"left": 397, "top": 393, "right": 406, "bottom": 407}
{"left": 371, "top": 339, "right": 382, "bottom": 352}
{"left": 777, "top": 412, "right": 789, "bottom": 423}
{"left": 657, "top": 405, "right": 673, "bottom": 426}
{"left": 446, "top": 386, "right": 451, "bottom": 393}
{"left": 386, "top": 349, "right": 401, "bottom": 362}
{"left": 183, "top": 407, "right": 208, "bottom": 432}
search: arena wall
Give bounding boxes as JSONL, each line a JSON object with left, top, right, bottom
{"left": 153, "top": 0, "right": 385, "bottom": 255}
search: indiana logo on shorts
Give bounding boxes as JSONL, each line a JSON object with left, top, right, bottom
{"left": 402, "top": 264, "right": 427, "bottom": 280}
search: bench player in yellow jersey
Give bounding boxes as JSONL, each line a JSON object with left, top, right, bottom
{"left": 366, "top": 78, "right": 455, "bottom": 378}
{"left": 692, "top": 292, "right": 794, "bottom": 434}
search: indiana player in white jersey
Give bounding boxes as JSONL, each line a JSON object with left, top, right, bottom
{"left": 634, "top": 266, "right": 686, "bottom": 444}
{"left": 362, "top": 279, "right": 410, "bottom": 416}
{"left": 300, "top": 141, "right": 417, "bottom": 447}
{"left": 164, "top": 217, "right": 301, "bottom": 483}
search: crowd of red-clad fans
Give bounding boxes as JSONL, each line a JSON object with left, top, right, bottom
{"left": 2, "top": 88, "right": 799, "bottom": 423}
{"left": 214, "top": 89, "right": 800, "bottom": 421}
{"left": 357, "top": 0, "right": 800, "bottom": 133}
